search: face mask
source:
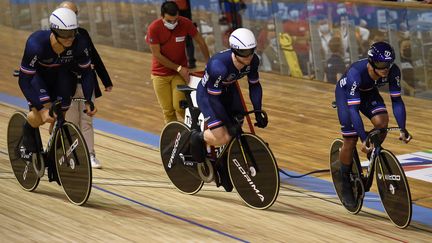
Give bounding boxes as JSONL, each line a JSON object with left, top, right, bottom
{"left": 319, "top": 24, "right": 329, "bottom": 33}
{"left": 163, "top": 20, "right": 178, "bottom": 30}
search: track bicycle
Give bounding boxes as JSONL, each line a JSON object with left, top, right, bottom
{"left": 8, "top": 72, "right": 93, "bottom": 205}
{"left": 329, "top": 127, "right": 412, "bottom": 228}
{"left": 160, "top": 84, "right": 280, "bottom": 209}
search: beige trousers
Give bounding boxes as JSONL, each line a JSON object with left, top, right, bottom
{"left": 65, "top": 83, "right": 95, "bottom": 155}
{"left": 151, "top": 74, "right": 186, "bottom": 123}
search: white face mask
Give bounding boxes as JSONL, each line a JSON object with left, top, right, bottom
{"left": 319, "top": 23, "right": 329, "bottom": 33}
{"left": 163, "top": 20, "right": 178, "bottom": 30}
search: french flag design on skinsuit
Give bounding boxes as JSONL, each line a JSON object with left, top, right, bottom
{"left": 79, "top": 60, "right": 91, "bottom": 69}
{"left": 372, "top": 106, "right": 387, "bottom": 114}
{"left": 20, "top": 66, "right": 36, "bottom": 75}
{"left": 248, "top": 78, "right": 259, "bottom": 84}
{"left": 342, "top": 130, "right": 357, "bottom": 136}
{"left": 208, "top": 120, "right": 222, "bottom": 129}
{"left": 207, "top": 88, "right": 222, "bottom": 95}
{"left": 347, "top": 98, "right": 360, "bottom": 105}
{"left": 390, "top": 91, "right": 401, "bottom": 97}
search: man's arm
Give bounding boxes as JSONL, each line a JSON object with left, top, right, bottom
{"left": 388, "top": 68, "right": 406, "bottom": 129}
{"left": 149, "top": 43, "right": 190, "bottom": 82}
{"left": 80, "top": 28, "right": 113, "bottom": 88}
{"left": 75, "top": 38, "right": 95, "bottom": 104}
{"left": 247, "top": 57, "right": 262, "bottom": 111}
{"left": 18, "top": 40, "right": 44, "bottom": 110}
{"left": 149, "top": 43, "right": 181, "bottom": 71}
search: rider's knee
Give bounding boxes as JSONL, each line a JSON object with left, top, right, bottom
{"left": 220, "top": 130, "right": 232, "bottom": 145}
{"left": 343, "top": 136, "right": 358, "bottom": 147}
{"left": 211, "top": 129, "right": 231, "bottom": 146}
{"left": 27, "top": 103, "right": 50, "bottom": 127}
{"left": 372, "top": 114, "right": 389, "bottom": 128}
{"left": 27, "top": 110, "right": 43, "bottom": 127}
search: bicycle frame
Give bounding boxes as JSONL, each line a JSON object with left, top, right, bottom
{"left": 39, "top": 99, "right": 87, "bottom": 168}
{"left": 353, "top": 127, "right": 401, "bottom": 192}
{"left": 178, "top": 84, "right": 265, "bottom": 176}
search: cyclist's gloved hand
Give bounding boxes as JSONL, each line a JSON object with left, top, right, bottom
{"left": 399, "top": 128, "right": 412, "bottom": 144}
{"left": 361, "top": 140, "right": 373, "bottom": 154}
{"left": 254, "top": 112, "right": 268, "bottom": 128}
{"left": 84, "top": 101, "right": 98, "bottom": 117}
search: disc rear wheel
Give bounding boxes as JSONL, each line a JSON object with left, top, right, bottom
{"left": 329, "top": 138, "right": 363, "bottom": 214}
{"left": 7, "top": 111, "right": 40, "bottom": 191}
{"left": 160, "top": 121, "right": 203, "bottom": 195}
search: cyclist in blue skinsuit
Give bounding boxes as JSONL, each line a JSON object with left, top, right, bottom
{"left": 190, "top": 28, "right": 268, "bottom": 191}
{"left": 335, "top": 41, "right": 412, "bottom": 207}
{"left": 18, "top": 8, "right": 97, "bottom": 159}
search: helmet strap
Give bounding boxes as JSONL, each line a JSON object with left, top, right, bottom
{"left": 55, "top": 35, "right": 68, "bottom": 49}
{"left": 51, "top": 32, "right": 67, "bottom": 52}
{"left": 234, "top": 54, "right": 248, "bottom": 66}
{"left": 373, "top": 68, "right": 381, "bottom": 77}
{"left": 368, "top": 60, "right": 381, "bottom": 77}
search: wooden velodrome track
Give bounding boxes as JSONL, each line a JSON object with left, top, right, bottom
{"left": 0, "top": 25, "right": 431, "bottom": 241}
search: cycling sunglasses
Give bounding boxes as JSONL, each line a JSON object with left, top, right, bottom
{"left": 53, "top": 28, "right": 78, "bottom": 39}
{"left": 233, "top": 48, "right": 255, "bottom": 57}
{"left": 371, "top": 61, "right": 393, "bottom": 70}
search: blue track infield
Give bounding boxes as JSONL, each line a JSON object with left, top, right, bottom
{"left": 1, "top": 92, "right": 431, "bottom": 228}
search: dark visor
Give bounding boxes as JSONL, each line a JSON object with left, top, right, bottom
{"left": 371, "top": 60, "right": 393, "bottom": 70}
{"left": 233, "top": 48, "right": 255, "bottom": 57}
{"left": 52, "top": 28, "right": 78, "bottom": 39}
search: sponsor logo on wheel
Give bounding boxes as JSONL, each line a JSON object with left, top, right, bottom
{"left": 233, "top": 158, "right": 264, "bottom": 202}
{"left": 168, "top": 132, "right": 181, "bottom": 169}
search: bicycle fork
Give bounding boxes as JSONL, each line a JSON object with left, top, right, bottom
{"left": 237, "top": 136, "right": 259, "bottom": 176}
{"left": 57, "top": 127, "right": 79, "bottom": 170}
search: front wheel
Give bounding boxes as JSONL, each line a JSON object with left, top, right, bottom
{"left": 54, "top": 122, "right": 92, "bottom": 206}
{"left": 227, "top": 133, "right": 280, "bottom": 210}
{"left": 7, "top": 111, "right": 40, "bottom": 191}
{"left": 375, "top": 149, "right": 412, "bottom": 228}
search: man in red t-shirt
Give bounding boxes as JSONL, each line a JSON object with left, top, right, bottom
{"left": 146, "top": 1, "right": 209, "bottom": 123}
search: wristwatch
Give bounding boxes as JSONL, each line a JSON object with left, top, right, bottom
{"left": 176, "top": 65, "right": 182, "bottom": 72}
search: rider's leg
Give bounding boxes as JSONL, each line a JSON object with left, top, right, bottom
{"left": 361, "top": 89, "right": 389, "bottom": 146}
{"left": 339, "top": 136, "right": 357, "bottom": 166}
{"left": 190, "top": 129, "right": 206, "bottom": 163}
{"left": 190, "top": 126, "right": 231, "bottom": 163}
{"left": 23, "top": 105, "right": 50, "bottom": 153}
{"left": 335, "top": 86, "right": 360, "bottom": 207}
{"left": 203, "top": 127, "right": 233, "bottom": 191}
{"left": 371, "top": 113, "right": 389, "bottom": 143}
{"left": 204, "top": 126, "right": 231, "bottom": 147}
{"left": 339, "top": 137, "right": 358, "bottom": 208}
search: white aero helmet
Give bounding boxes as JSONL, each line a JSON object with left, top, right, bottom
{"left": 49, "top": 8, "right": 78, "bottom": 38}
{"left": 229, "top": 28, "right": 257, "bottom": 57}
